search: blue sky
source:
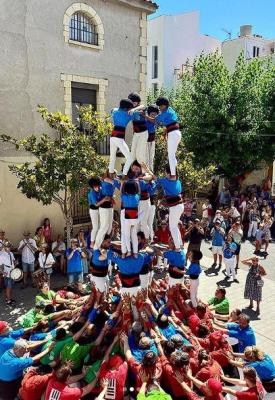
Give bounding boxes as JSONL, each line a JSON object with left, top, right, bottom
{"left": 151, "top": 0, "right": 275, "bottom": 41}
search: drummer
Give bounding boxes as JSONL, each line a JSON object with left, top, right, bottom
{"left": 0, "top": 241, "right": 16, "bottom": 306}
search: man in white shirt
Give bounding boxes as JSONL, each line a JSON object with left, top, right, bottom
{"left": 0, "top": 230, "right": 6, "bottom": 255}
{"left": 51, "top": 234, "right": 66, "bottom": 274}
{"left": 18, "top": 231, "right": 37, "bottom": 288}
{"left": 0, "top": 241, "right": 16, "bottom": 305}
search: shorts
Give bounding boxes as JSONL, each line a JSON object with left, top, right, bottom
{"left": 234, "top": 243, "right": 241, "bottom": 255}
{"left": 68, "top": 272, "right": 83, "bottom": 284}
{"left": 4, "top": 277, "right": 13, "bottom": 289}
{"left": 22, "top": 262, "right": 35, "bottom": 272}
{"left": 212, "top": 246, "right": 223, "bottom": 255}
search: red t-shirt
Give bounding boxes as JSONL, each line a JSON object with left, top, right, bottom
{"left": 128, "top": 357, "right": 162, "bottom": 391}
{"left": 99, "top": 361, "right": 128, "bottom": 400}
{"left": 236, "top": 384, "right": 265, "bottom": 400}
{"left": 160, "top": 355, "right": 192, "bottom": 397}
{"left": 45, "top": 378, "right": 83, "bottom": 400}
{"left": 154, "top": 228, "right": 170, "bottom": 245}
{"left": 195, "top": 360, "right": 222, "bottom": 382}
{"left": 211, "top": 349, "right": 230, "bottom": 367}
{"left": 19, "top": 370, "right": 52, "bottom": 400}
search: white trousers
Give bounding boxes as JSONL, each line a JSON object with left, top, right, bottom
{"left": 147, "top": 141, "right": 155, "bottom": 171}
{"left": 120, "top": 286, "right": 141, "bottom": 296}
{"left": 168, "top": 276, "right": 183, "bottom": 288}
{"left": 131, "top": 131, "right": 148, "bottom": 164}
{"left": 94, "top": 208, "right": 113, "bottom": 250}
{"left": 109, "top": 137, "right": 133, "bottom": 175}
{"left": 89, "top": 209, "right": 99, "bottom": 243}
{"left": 169, "top": 203, "right": 184, "bottom": 248}
{"left": 167, "top": 130, "right": 182, "bottom": 175}
{"left": 190, "top": 278, "right": 199, "bottom": 308}
{"left": 148, "top": 204, "right": 156, "bottom": 241}
{"left": 224, "top": 257, "right": 236, "bottom": 280}
{"left": 89, "top": 275, "right": 107, "bottom": 293}
{"left": 138, "top": 199, "right": 151, "bottom": 239}
{"left": 248, "top": 221, "right": 258, "bottom": 238}
{"left": 121, "top": 210, "right": 139, "bottom": 254}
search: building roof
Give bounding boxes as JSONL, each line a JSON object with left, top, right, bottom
{"left": 117, "top": 0, "right": 158, "bottom": 13}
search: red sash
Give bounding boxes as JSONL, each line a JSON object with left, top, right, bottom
{"left": 166, "top": 122, "right": 180, "bottom": 133}
{"left": 125, "top": 208, "right": 138, "bottom": 219}
{"left": 119, "top": 273, "right": 140, "bottom": 287}
{"left": 166, "top": 195, "right": 182, "bottom": 207}
{"left": 111, "top": 126, "right": 126, "bottom": 139}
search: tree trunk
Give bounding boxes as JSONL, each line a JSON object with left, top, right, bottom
{"left": 65, "top": 214, "right": 73, "bottom": 247}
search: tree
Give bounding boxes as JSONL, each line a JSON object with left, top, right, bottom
{"left": 154, "top": 129, "right": 216, "bottom": 198}
{"left": 0, "top": 106, "right": 112, "bottom": 244}
{"left": 148, "top": 52, "right": 275, "bottom": 178}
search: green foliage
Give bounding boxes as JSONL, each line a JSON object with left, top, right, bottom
{"left": 148, "top": 52, "right": 275, "bottom": 178}
{"left": 154, "top": 129, "right": 216, "bottom": 198}
{"left": 0, "top": 106, "right": 109, "bottom": 239}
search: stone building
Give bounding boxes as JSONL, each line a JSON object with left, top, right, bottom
{"left": 0, "top": 0, "right": 157, "bottom": 242}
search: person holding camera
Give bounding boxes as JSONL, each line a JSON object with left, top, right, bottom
{"left": 65, "top": 239, "right": 86, "bottom": 286}
{"left": 186, "top": 219, "right": 204, "bottom": 253}
{"left": 210, "top": 220, "right": 225, "bottom": 269}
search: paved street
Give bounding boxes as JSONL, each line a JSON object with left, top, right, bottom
{"left": 1, "top": 240, "right": 275, "bottom": 360}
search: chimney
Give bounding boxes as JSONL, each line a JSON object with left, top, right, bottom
{"left": 240, "top": 25, "right": 252, "bottom": 37}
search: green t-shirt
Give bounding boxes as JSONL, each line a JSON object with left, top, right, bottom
{"left": 19, "top": 308, "right": 45, "bottom": 328}
{"left": 83, "top": 342, "right": 122, "bottom": 384}
{"left": 137, "top": 391, "right": 172, "bottom": 400}
{"left": 61, "top": 340, "right": 93, "bottom": 370}
{"left": 35, "top": 290, "right": 55, "bottom": 305}
{"left": 208, "top": 297, "right": 229, "bottom": 315}
{"left": 41, "top": 335, "right": 73, "bottom": 365}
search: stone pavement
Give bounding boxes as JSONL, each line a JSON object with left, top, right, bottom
{"left": 199, "top": 251, "right": 275, "bottom": 360}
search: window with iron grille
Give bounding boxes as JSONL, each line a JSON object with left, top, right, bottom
{"left": 69, "top": 12, "right": 98, "bottom": 45}
{"left": 152, "top": 45, "right": 158, "bottom": 79}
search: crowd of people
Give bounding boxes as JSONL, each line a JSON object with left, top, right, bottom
{"left": 0, "top": 93, "right": 275, "bottom": 400}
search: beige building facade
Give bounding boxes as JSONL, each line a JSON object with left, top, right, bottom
{"left": 0, "top": 0, "right": 157, "bottom": 243}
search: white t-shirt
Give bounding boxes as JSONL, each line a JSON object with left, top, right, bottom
{"left": 239, "top": 200, "right": 247, "bottom": 211}
{"left": 38, "top": 252, "right": 55, "bottom": 269}
{"left": 18, "top": 239, "right": 37, "bottom": 264}
{"left": 230, "top": 207, "right": 240, "bottom": 219}
{"left": 0, "top": 251, "right": 15, "bottom": 277}
{"left": 202, "top": 204, "right": 209, "bottom": 219}
{"left": 51, "top": 241, "right": 66, "bottom": 254}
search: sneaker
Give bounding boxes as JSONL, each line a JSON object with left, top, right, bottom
{"left": 218, "top": 264, "right": 222, "bottom": 269}
{"left": 211, "top": 263, "right": 217, "bottom": 268}
{"left": 233, "top": 279, "right": 239, "bottom": 283}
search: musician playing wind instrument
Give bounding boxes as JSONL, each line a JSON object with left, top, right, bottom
{"left": 18, "top": 230, "right": 38, "bottom": 289}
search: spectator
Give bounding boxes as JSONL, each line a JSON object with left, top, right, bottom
{"left": 186, "top": 219, "right": 204, "bottom": 253}
{"left": 242, "top": 257, "right": 266, "bottom": 315}
{"left": 66, "top": 239, "right": 85, "bottom": 286}
{"left": 42, "top": 218, "right": 52, "bottom": 244}
{"left": 0, "top": 241, "right": 16, "bottom": 306}
{"left": 18, "top": 231, "right": 38, "bottom": 289}
{"left": 38, "top": 244, "right": 55, "bottom": 284}
{"left": 210, "top": 220, "right": 225, "bottom": 269}
{"left": 52, "top": 234, "right": 66, "bottom": 274}
{"left": 33, "top": 226, "right": 46, "bottom": 251}
{"left": 228, "top": 222, "right": 243, "bottom": 269}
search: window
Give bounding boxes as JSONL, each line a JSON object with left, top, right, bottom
{"left": 253, "top": 46, "right": 260, "bottom": 58}
{"left": 71, "top": 83, "right": 109, "bottom": 156}
{"left": 69, "top": 12, "right": 98, "bottom": 45}
{"left": 152, "top": 83, "right": 158, "bottom": 93}
{"left": 152, "top": 45, "right": 158, "bottom": 79}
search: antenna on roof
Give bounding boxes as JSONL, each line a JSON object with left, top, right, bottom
{"left": 221, "top": 28, "right": 232, "bottom": 40}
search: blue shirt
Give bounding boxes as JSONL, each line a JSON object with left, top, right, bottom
{"left": 128, "top": 333, "right": 158, "bottom": 363}
{"left": 109, "top": 253, "right": 145, "bottom": 275}
{"left": 163, "top": 250, "right": 186, "bottom": 269}
{"left": 157, "top": 178, "right": 182, "bottom": 196}
{"left": 87, "top": 189, "right": 101, "bottom": 206}
{"left": 227, "top": 323, "right": 256, "bottom": 353}
{"left": 121, "top": 193, "right": 140, "bottom": 208}
{"left": 247, "top": 354, "right": 275, "bottom": 381}
{"left": 148, "top": 182, "right": 157, "bottom": 197}
{"left": 223, "top": 245, "right": 235, "bottom": 259}
{"left": 101, "top": 181, "right": 115, "bottom": 197}
{"left": 0, "top": 350, "right": 33, "bottom": 381}
{"left": 146, "top": 120, "right": 156, "bottom": 134}
{"left": 156, "top": 107, "right": 178, "bottom": 127}
{"left": 66, "top": 249, "right": 83, "bottom": 274}
{"left": 0, "top": 329, "right": 24, "bottom": 357}
{"left": 92, "top": 250, "right": 109, "bottom": 268}
{"left": 186, "top": 262, "right": 202, "bottom": 277}
{"left": 139, "top": 180, "right": 151, "bottom": 193}
{"left": 212, "top": 228, "right": 225, "bottom": 247}
{"left": 111, "top": 108, "right": 134, "bottom": 128}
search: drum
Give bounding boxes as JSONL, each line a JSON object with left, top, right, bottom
{"left": 10, "top": 268, "right": 23, "bottom": 282}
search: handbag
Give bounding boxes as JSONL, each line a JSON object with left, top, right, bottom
{"left": 257, "top": 279, "right": 264, "bottom": 287}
